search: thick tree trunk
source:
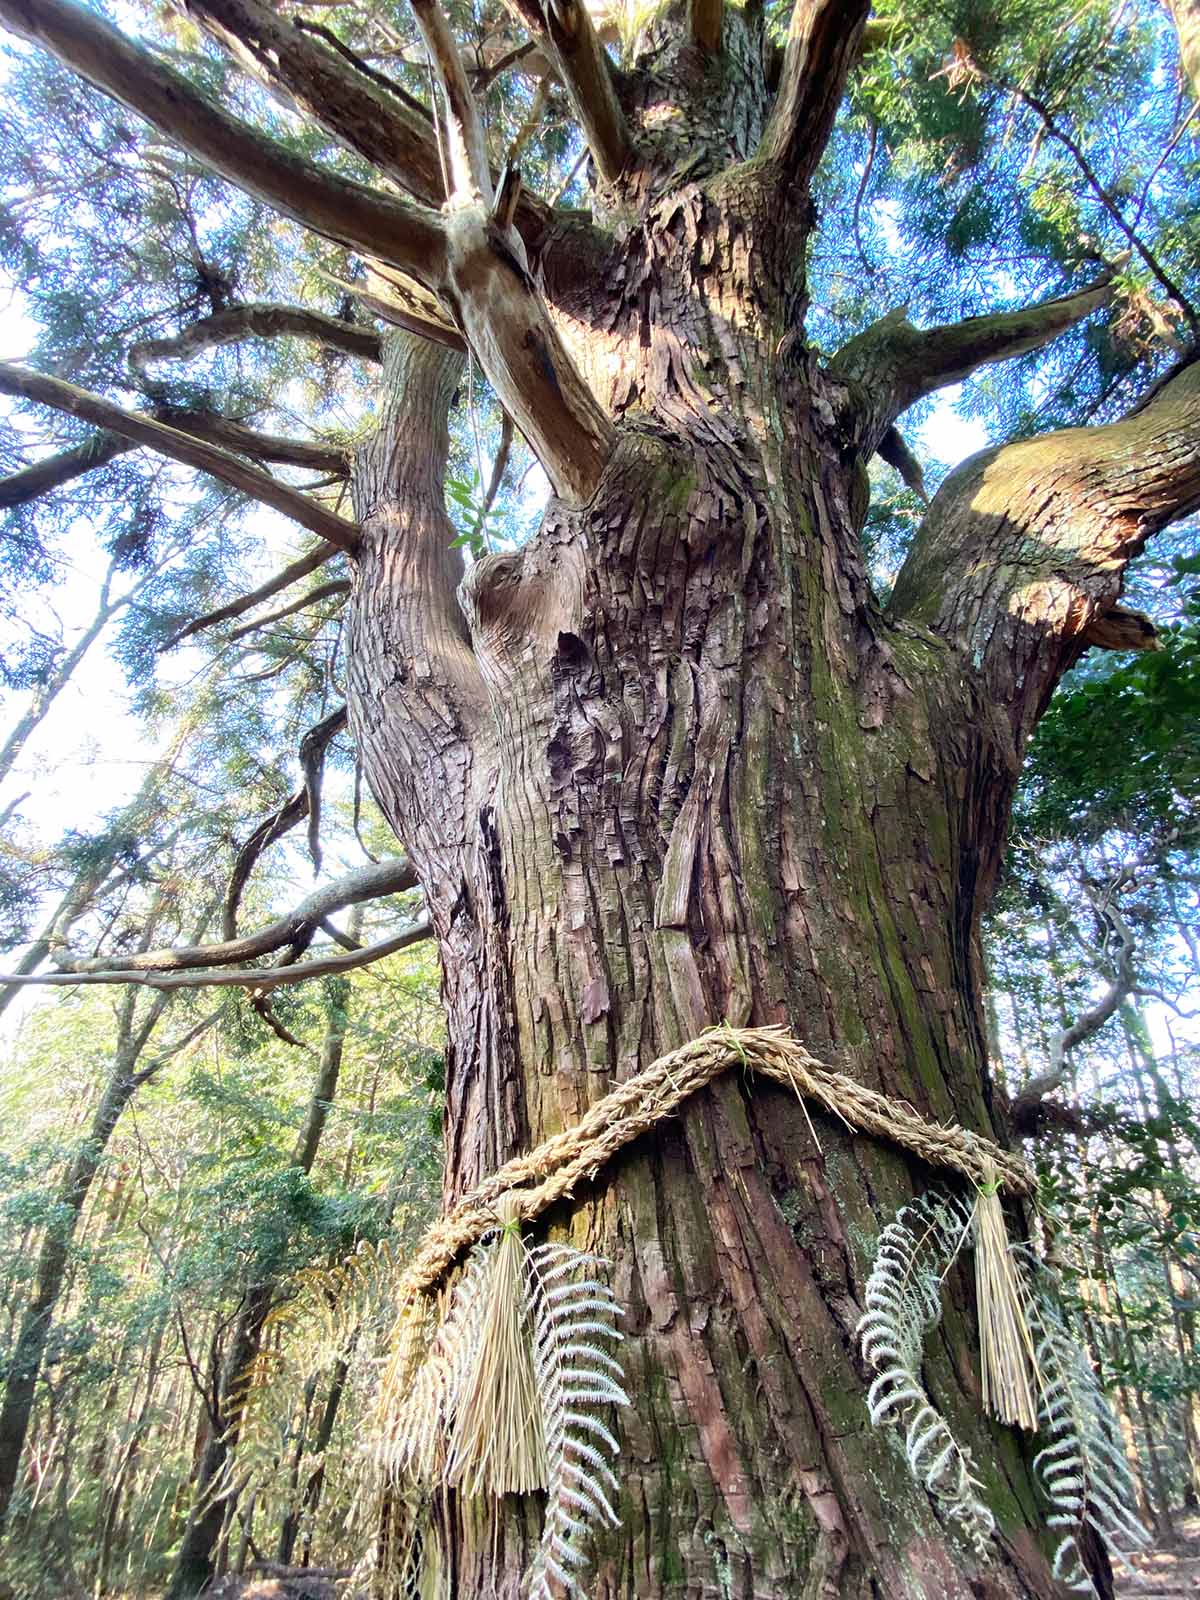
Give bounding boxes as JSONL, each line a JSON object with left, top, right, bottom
{"left": 345, "top": 208, "right": 1063, "bottom": 1594}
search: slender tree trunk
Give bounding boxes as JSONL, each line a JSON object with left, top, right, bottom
{"left": 166, "top": 956, "right": 356, "bottom": 1598}
{"left": 0, "top": 991, "right": 172, "bottom": 1526}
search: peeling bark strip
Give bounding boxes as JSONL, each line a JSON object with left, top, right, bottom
{"left": 6, "top": 0, "right": 1200, "bottom": 1589}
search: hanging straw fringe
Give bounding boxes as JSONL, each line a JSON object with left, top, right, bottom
{"left": 972, "top": 1159, "right": 1041, "bottom": 1430}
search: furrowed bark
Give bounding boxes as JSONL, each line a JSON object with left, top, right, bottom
{"left": 890, "top": 358, "right": 1200, "bottom": 742}
{"left": 129, "top": 303, "right": 381, "bottom": 373}
{"left": 0, "top": 365, "right": 359, "bottom": 551}
{"left": 500, "top": 0, "right": 632, "bottom": 182}
{"left": 831, "top": 276, "right": 1117, "bottom": 457}
{"left": 0, "top": 0, "right": 447, "bottom": 284}
{"left": 0, "top": 432, "right": 134, "bottom": 508}
{"left": 165, "top": 547, "right": 338, "bottom": 646}
{"left": 757, "top": 0, "right": 869, "bottom": 186}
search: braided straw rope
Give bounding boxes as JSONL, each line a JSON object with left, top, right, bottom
{"left": 393, "top": 1025, "right": 1034, "bottom": 1309}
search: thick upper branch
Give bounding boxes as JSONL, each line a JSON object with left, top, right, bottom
{"left": 757, "top": 0, "right": 868, "bottom": 187}
{"left": 410, "top": 0, "right": 493, "bottom": 204}
{"left": 181, "top": 0, "right": 444, "bottom": 205}
{"left": 0, "top": 365, "right": 359, "bottom": 551}
{"left": 499, "top": 0, "right": 631, "bottom": 183}
{"left": 890, "top": 359, "right": 1200, "bottom": 741}
{"left": 441, "top": 207, "right": 614, "bottom": 503}
{"left": 0, "top": 0, "right": 446, "bottom": 285}
{"left": 165, "top": 547, "right": 337, "bottom": 646}
{"left": 831, "top": 276, "right": 1116, "bottom": 459}
{"left": 130, "top": 303, "right": 382, "bottom": 374}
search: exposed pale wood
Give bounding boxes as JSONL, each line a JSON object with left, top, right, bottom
{"left": 0, "top": 364, "right": 360, "bottom": 552}
{"left": 410, "top": 0, "right": 493, "bottom": 204}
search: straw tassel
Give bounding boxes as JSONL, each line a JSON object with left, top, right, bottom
{"left": 444, "top": 1195, "right": 547, "bottom": 1497}
{"left": 972, "top": 1161, "right": 1040, "bottom": 1430}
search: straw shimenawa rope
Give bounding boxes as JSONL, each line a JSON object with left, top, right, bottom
{"left": 394, "top": 1025, "right": 1034, "bottom": 1310}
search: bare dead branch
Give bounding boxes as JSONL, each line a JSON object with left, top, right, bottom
{"left": 0, "top": 0, "right": 447, "bottom": 284}
{"left": 499, "top": 0, "right": 631, "bottom": 183}
{"left": 0, "top": 364, "right": 359, "bottom": 552}
{"left": 0, "top": 432, "right": 134, "bottom": 509}
{"left": 757, "top": 0, "right": 869, "bottom": 187}
{"left": 831, "top": 275, "right": 1116, "bottom": 458}
{"left": 54, "top": 857, "right": 418, "bottom": 974}
{"left": 224, "top": 704, "right": 348, "bottom": 937}
{"left": 1010, "top": 890, "right": 1137, "bottom": 1134}
{"left": 164, "top": 547, "right": 338, "bottom": 647}
{"left": 226, "top": 579, "right": 350, "bottom": 642}
{"left": 0, "top": 918, "right": 432, "bottom": 992}
{"left": 129, "top": 304, "right": 382, "bottom": 374}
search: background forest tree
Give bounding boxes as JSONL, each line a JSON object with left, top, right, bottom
{"left": 0, "top": 0, "right": 1197, "bottom": 1594}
